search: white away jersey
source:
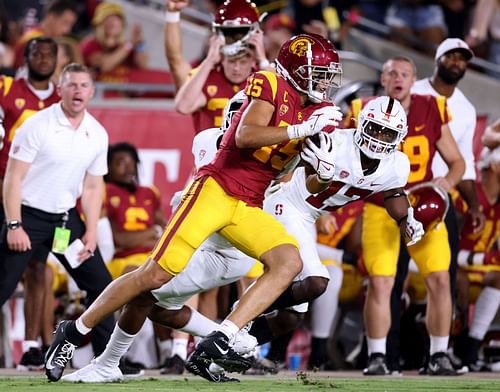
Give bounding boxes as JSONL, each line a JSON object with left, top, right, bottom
{"left": 279, "top": 129, "right": 410, "bottom": 220}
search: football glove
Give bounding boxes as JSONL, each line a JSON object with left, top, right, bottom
{"left": 405, "top": 206, "right": 425, "bottom": 246}
{"left": 300, "top": 132, "right": 336, "bottom": 183}
{"left": 287, "top": 105, "right": 343, "bottom": 140}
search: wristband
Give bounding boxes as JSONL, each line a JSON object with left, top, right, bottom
{"left": 165, "top": 11, "right": 181, "bottom": 23}
{"left": 258, "top": 59, "right": 270, "bottom": 69}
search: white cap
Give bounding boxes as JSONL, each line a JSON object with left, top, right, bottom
{"left": 435, "top": 38, "right": 473, "bottom": 61}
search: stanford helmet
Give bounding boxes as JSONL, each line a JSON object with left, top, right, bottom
{"left": 275, "top": 33, "right": 342, "bottom": 103}
{"left": 407, "top": 182, "right": 449, "bottom": 232}
{"left": 354, "top": 96, "right": 407, "bottom": 160}
{"left": 212, "top": 0, "right": 260, "bottom": 57}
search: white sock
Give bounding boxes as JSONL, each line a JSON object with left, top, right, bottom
{"left": 367, "top": 337, "right": 386, "bottom": 356}
{"left": 429, "top": 335, "right": 449, "bottom": 355}
{"left": 311, "top": 265, "right": 343, "bottom": 338}
{"left": 22, "top": 340, "right": 40, "bottom": 353}
{"left": 172, "top": 338, "right": 189, "bottom": 361}
{"left": 469, "top": 287, "right": 500, "bottom": 340}
{"left": 95, "top": 324, "right": 137, "bottom": 368}
{"left": 158, "top": 339, "right": 172, "bottom": 364}
{"left": 218, "top": 319, "right": 239, "bottom": 342}
{"left": 76, "top": 317, "right": 92, "bottom": 335}
{"left": 316, "top": 244, "right": 344, "bottom": 263}
{"left": 181, "top": 307, "right": 219, "bottom": 337}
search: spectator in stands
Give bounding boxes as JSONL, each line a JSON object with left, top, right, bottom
{"left": 262, "top": 13, "right": 295, "bottom": 61}
{"left": 465, "top": 0, "right": 500, "bottom": 79}
{"left": 52, "top": 36, "right": 82, "bottom": 83}
{"left": 14, "top": 0, "right": 78, "bottom": 68}
{"left": 385, "top": 0, "right": 447, "bottom": 55}
{"left": 80, "top": 2, "right": 148, "bottom": 82}
{"left": 482, "top": 118, "right": 500, "bottom": 149}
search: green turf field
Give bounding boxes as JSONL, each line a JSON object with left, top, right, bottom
{"left": 1, "top": 374, "right": 500, "bottom": 392}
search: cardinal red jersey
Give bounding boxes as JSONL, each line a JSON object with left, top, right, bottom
{"left": 105, "top": 183, "right": 161, "bottom": 258}
{"left": 198, "top": 70, "right": 325, "bottom": 207}
{"left": 458, "top": 183, "right": 500, "bottom": 254}
{"left": 347, "top": 94, "right": 450, "bottom": 206}
{"left": 191, "top": 65, "right": 248, "bottom": 133}
{"left": 0, "top": 76, "right": 60, "bottom": 177}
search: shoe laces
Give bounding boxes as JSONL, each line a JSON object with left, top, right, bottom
{"left": 53, "top": 341, "right": 76, "bottom": 367}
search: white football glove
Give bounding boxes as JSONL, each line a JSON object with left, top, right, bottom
{"left": 0, "top": 123, "right": 4, "bottom": 150}
{"left": 300, "top": 132, "right": 336, "bottom": 182}
{"left": 287, "top": 105, "right": 343, "bottom": 140}
{"left": 405, "top": 207, "right": 425, "bottom": 246}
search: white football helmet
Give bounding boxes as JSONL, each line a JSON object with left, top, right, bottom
{"left": 221, "top": 90, "right": 247, "bottom": 132}
{"left": 354, "top": 96, "right": 407, "bottom": 159}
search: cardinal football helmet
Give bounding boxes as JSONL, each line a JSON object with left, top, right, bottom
{"left": 406, "top": 182, "right": 449, "bottom": 232}
{"left": 221, "top": 90, "right": 247, "bottom": 132}
{"left": 275, "top": 33, "right": 342, "bottom": 103}
{"left": 354, "top": 96, "right": 407, "bottom": 160}
{"left": 212, "top": 0, "right": 260, "bottom": 57}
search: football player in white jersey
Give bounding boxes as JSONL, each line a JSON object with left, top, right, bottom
{"left": 62, "top": 95, "right": 424, "bottom": 383}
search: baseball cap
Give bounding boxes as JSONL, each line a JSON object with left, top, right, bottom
{"left": 435, "top": 38, "right": 473, "bottom": 61}
{"left": 92, "top": 2, "right": 125, "bottom": 25}
{"left": 264, "top": 14, "right": 296, "bottom": 33}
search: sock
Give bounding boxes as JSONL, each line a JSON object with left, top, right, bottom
{"left": 65, "top": 320, "right": 85, "bottom": 345}
{"left": 158, "top": 339, "right": 172, "bottom": 364}
{"left": 217, "top": 320, "right": 239, "bottom": 342}
{"left": 95, "top": 325, "right": 137, "bottom": 368}
{"left": 22, "top": 340, "right": 40, "bottom": 353}
{"left": 171, "top": 338, "right": 188, "bottom": 361}
{"left": 311, "top": 264, "right": 343, "bottom": 338}
{"left": 267, "top": 331, "right": 293, "bottom": 363}
{"left": 75, "top": 317, "right": 92, "bottom": 335}
{"left": 367, "top": 337, "right": 386, "bottom": 356}
{"left": 249, "top": 315, "right": 274, "bottom": 344}
{"left": 469, "top": 287, "right": 500, "bottom": 340}
{"left": 181, "top": 308, "right": 219, "bottom": 337}
{"left": 309, "top": 337, "right": 329, "bottom": 366}
{"left": 429, "top": 335, "right": 449, "bottom": 355}
{"left": 264, "top": 284, "right": 297, "bottom": 313}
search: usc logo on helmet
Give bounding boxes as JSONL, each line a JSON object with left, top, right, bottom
{"left": 289, "top": 37, "right": 314, "bottom": 57}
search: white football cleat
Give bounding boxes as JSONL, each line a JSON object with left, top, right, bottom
{"left": 233, "top": 330, "right": 258, "bottom": 355}
{"left": 61, "top": 360, "right": 124, "bottom": 383}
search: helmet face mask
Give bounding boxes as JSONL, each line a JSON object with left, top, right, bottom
{"left": 221, "top": 90, "right": 247, "bottom": 132}
{"left": 276, "top": 34, "right": 342, "bottom": 103}
{"left": 354, "top": 96, "right": 407, "bottom": 160}
{"left": 212, "top": 0, "right": 260, "bottom": 58}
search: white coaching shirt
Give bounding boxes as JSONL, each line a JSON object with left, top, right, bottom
{"left": 412, "top": 78, "right": 477, "bottom": 180}
{"left": 9, "top": 102, "right": 108, "bottom": 213}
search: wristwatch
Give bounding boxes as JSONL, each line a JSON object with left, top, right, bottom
{"left": 7, "top": 220, "right": 22, "bottom": 230}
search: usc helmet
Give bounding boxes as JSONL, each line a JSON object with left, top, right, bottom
{"left": 407, "top": 182, "right": 449, "bottom": 232}
{"left": 212, "top": 0, "right": 260, "bottom": 57}
{"left": 275, "top": 33, "right": 342, "bottom": 103}
{"left": 354, "top": 96, "right": 407, "bottom": 160}
{"left": 221, "top": 90, "right": 247, "bottom": 132}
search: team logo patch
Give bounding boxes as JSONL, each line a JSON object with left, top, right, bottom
{"left": 297, "top": 112, "right": 303, "bottom": 121}
{"left": 110, "top": 196, "right": 120, "bottom": 208}
{"left": 340, "top": 170, "right": 350, "bottom": 179}
{"left": 289, "top": 37, "right": 314, "bottom": 57}
{"left": 15, "top": 98, "right": 25, "bottom": 109}
{"left": 357, "top": 178, "right": 364, "bottom": 184}
{"left": 279, "top": 103, "right": 289, "bottom": 116}
{"left": 38, "top": 101, "right": 45, "bottom": 109}
{"left": 207, "top": 85, "right": 218, "bottom": 96}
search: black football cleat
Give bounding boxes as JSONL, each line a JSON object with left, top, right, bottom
{"left": 185, "top": 352, "right": 239, "bottom": 382}
{"left": 192, "top": 331, "right": 252, "bottom": 373}
{"left": 45, "top": 320, "right": 78, "bottom": 381}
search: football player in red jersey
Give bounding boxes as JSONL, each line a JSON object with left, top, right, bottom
{"left": 0, "top": 36, "right": 61, "bottom": 371}
{"left": 346, "top": 56, "right": 466, "bottom": 375}
{"left": 453, "top": 146, "right": 500, "bottom": 370}
{"left": 44, "top": 33, "right": 344, "bottom": 381}
{"left": 173, "top": 0, "right": 271, "bottom": 133}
